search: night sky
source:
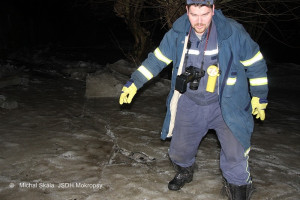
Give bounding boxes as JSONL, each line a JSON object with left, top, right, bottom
{"left": 0, "top": 0, "right": 125, "bottom": 46}
{"left": 0, "top": 0, "right": 299, "bottom": 64}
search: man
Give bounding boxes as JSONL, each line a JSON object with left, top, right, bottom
{"left": 119, "top": 0, "right": 268, "bottom": 199}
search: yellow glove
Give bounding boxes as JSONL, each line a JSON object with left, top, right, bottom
{"left": 251, "top": 97, "right": 268, "bottom": 121}
{"left": 119, "top": 80, "right": 137, "bottom": 105}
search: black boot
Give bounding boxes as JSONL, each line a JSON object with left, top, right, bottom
{"left": 223, "top": 179, "right": 255, "bottom": 200}
{"left": 168, "top": 164, "right": 194, "bottom": 191}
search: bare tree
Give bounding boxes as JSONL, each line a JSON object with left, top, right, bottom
{"left": 87, "top": 0, "right": 300, "bottom": 62}
{"left": 152, "top": 0, "right": 300, "bottom": 44}
{"left": 215, "top": 0, "right": 300, "bottom": 45}
{"left": 114, "top": 0, "right": 151, "bottom": 65}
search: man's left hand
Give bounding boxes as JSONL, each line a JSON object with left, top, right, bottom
{"left": 251, "top": 97, "right": 268, "bottom": 121}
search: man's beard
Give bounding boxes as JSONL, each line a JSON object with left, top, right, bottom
{"left": 193, "top": 23, "right": 206, "bottom": 34}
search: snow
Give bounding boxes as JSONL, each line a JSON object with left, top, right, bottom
{"left": 0, "top": 60, "right": 299, "bottom": 199}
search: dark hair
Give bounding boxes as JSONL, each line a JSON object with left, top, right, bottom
{"left": 187, "top": 4, "right": 213, "bottom": 9}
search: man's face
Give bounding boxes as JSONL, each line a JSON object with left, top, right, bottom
{"left": 186, "top": 5, "right": 214, "bottom": 34}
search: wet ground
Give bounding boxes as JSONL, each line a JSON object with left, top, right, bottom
{"left": 0, "top": 70, "right": 299, "bottom": 200}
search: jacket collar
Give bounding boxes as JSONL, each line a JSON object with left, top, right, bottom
{"left": 213, "top": 9, "right": 232, "bottom": 41}
{"left": 172, "top": 9, "right": 232, "bottom": 41}
{"left": 172, "top": 14, "right": 191, "bottom": 35}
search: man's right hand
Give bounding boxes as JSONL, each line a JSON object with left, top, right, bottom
{"left": 119, "top": 79, "right": 137, "bottom": 105}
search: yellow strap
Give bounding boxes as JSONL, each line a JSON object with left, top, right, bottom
{"left": 154, "top": 48, "right": 172, "bottom": 65}
{"left": 137, "top": 65, "right": 153, "bottom": 80}
{"left": 244, "top": 147, "right": 252, "bottom": 183}
{"left": 240, "top": 51, "right": 263, "bottom": 67}
{"left": 249, "top": 77, "right": 268, "bottom": 86}
{"left": 244, "top": 147, "right": 251, "bottom": 157}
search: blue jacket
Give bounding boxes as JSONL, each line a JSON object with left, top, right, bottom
{"left": 131, "top": 10, "right": 268, "bottom": 151}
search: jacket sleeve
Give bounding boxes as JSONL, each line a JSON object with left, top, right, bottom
{"left": 130, "top": 29, "right": 177, "bottom": 89}
{"left": 236, "top": 24, "right": 268, "bottom": 99}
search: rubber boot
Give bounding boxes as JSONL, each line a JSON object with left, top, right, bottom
{"left": 223, "top": 179, "right": 255, "bottom": 200}
{"left": 168, "top": 164, "right": 194, "bottom": 191}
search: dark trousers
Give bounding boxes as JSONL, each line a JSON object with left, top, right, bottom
{"left": 169, "top": 95, "right": 251, "bottom": 185}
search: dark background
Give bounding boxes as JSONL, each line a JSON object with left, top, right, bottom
{"left": 0, "top": 0, "right": 132, "bottom": 65}
{"left": 0, "top": 0, "right": 299, "bottom": 65}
